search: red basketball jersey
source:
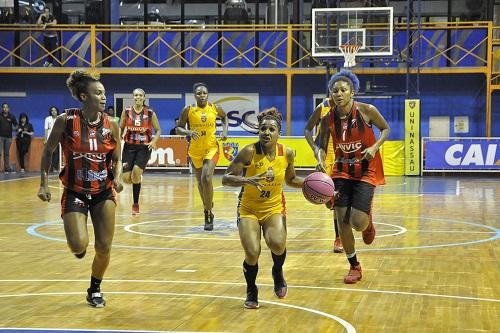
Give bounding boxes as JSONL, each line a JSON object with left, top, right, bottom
{"left": 327, "top": 102, "right": 385, "bottom": 186}
{"left": 123, "top": 106, "right": 153, "bottom": 145}
{"left": 59, "top": 108, "right": 117, "bottom": 195}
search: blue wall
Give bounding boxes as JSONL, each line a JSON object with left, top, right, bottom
{"left": 0, "top": 73, "right": 494, "bottom": 139}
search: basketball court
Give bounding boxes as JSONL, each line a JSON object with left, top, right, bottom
{"left": 0, "top": 172, "right": 498, "bottom": 332}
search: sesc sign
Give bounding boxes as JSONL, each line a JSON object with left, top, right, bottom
{"left": 425, "top": 139, "right": 500, "bottom": 171}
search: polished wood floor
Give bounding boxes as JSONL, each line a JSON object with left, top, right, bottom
{"left": 0, "top": 172, "right": 498, "bottom": 333}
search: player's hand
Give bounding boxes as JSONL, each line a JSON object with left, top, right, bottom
{"left": 189, "top": 130, "right": 200, "bottom": 140}
{"left": 361, "top": 146, "right": 377, "bottom": 161}
{"left": 37, "top": 186, "right": 51, "bottom": 202}
{"left": 147, "top": 141, "right": 157, "bottom": 150}
{"left": 246, "top": 171, "right": 267, "bottom": 192}
{"left": 113, "top": 180, "right": 123, "bottom": 193}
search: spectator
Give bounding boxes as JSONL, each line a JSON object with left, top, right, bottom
{"left": 105, "top": 106, "right": 120, "bottom": 123}
{"left": 16, "top": 113, "right": 34, "bottom": 173}
{"left": 44, "top": 106, "right": 59, "bottom": 173}
{"left": 169, "top": 118, "right": 179, "bottom": 135}
{"left": 0, "top": 103, "right": 18, "bottom": 174}
{"left": 37, "top": 7, "right": 58, "bottom": 67}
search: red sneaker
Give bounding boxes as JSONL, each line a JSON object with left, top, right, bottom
{"left": 132, "top": 203, "right": 140, "bottom": 216}
{"left": 343, "top": 264, "right": 362, "bottom": 284}
{"left": 333, "top": 237, "right": 344, "bottom": 253}
{"left": 362, "top": 214, "right": 376, "bottom": 245}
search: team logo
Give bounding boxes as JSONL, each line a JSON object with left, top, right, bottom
{"left": 72, "top": 197, "right": 85, "bottom": 208}
{"left": 201, "top": 112, "right": 207, "bottom": 122}
{"left": 223, "top": 142, "right": 239, "bottom": 161}
{"left": 265, "top": 167, "right": 274, "bottom": 182}
{"left": 101, "top": 127, "right": 111, "bottom": 138}
{"left": 89, "top": 129, "right": 96, "bottom": 138}
{"left": 73, "top": 130, "right": 80, "bottom": 137}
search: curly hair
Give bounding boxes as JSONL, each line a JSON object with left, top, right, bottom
{"left": 193, "top": 82, "right": 208, "bottom": 93}
{"left": 257, "top": 107, "right": 282, "bottom": 130}
{"left": 328, "top": 69, "right": 360, "bottom": 93}
{"left": 66, "top": 69, "right": 100, "bottom": 102}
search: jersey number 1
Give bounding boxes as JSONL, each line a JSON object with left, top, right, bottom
{"left": 89, "top": 138, "right": 98, "bottom": 151}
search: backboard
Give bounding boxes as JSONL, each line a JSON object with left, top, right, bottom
{"left": 312, "top": 7, "right": 393, "bottom": 58}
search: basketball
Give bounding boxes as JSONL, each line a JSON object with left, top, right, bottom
{"left": 302, "top": 172, "right": 335, "bottom": 204}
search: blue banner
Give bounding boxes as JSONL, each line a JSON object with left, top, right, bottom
{"left": 425, "top": 139, "right": 500, "bottom": 170}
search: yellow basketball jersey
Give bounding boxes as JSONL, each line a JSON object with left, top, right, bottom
{"left": 239, "top": 142, "right": 288, "bottom": 213}
{"left": 318, "top": 98, "right": 335, "bottom": 175}
{"left": 187, "top": 103, "right": 218, "bottom": 153}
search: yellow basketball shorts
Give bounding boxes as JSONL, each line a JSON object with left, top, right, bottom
{"left": 188, "top": 146, "right": 220, "bottom": 169}
{"left": 237, "top": 204, "right": 286, "bottom": 225}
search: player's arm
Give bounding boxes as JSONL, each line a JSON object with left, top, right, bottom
{"left": 148, "top": 111, "right": 162, "bottom": 150}
{"left": 316, "top": 116, "right": 330, "bottom": 172}
{"left": 222, "top": 145, "right": 266, "bottom": 191}
{"left": 361, "top": 104, "right": 390, "bottom": 161}
{"left": 176, "top": 106, "right": 199, "bottom": 139}
{"left": 37, "top": 114, "right": 66, "bottom": 202}
{"left": 284, "top": 147, "right": 304, "bottom": 188}
{"left": 215, "top": 104, "right": 228, "bottom": 141}
{"left": 110, "top": 120, "right": 123, "bottom": 193}
{"left": 119, "top": 109, "right": 127, "bottom": 138}
{"left": 304, "top": 104, "right": 323, "bottom": 158}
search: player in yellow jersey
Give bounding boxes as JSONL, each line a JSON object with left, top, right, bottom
{"left": 304, "top": 98, "right": 344, "bottom": 253}
{"left": 176, "top": 83, "right": 228, "bottom": 231}
{"left": 222, "top": 107, "right": 304, "bottom": 309}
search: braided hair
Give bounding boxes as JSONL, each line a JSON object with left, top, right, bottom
{"left": 66, "top": 69, "right": 100, "bottom": 102}
{"left": 257, "top": 107, "right": 282, "bottom": 131}
{"left": 328, "top": 69, "right": 360, "bottom": 93}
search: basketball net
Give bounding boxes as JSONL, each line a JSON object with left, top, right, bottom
{"left": 339, "top": 44, "right": 361, "bottom": 68}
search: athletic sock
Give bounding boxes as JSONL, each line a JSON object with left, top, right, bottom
{"left": 89, "top": 276, "right": 102, "bottom": 293}
{"left": 133, "top": 183, "right": 141, "bottom": 204}
{"left": 243, "top": 261, "right": 258, "bottom": 291}
{"left": 271, "top": 249, "right": 286, "bottom": 273}
{"left": 346, "top": 252, "right": 359, "bottom": 267}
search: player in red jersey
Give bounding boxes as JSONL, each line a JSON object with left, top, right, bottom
{"left": 120, "top": 88, "right": 161, "bottom": 215}
{"left": 37, "top": 69, "right": 123, "bottom": 308}
{"left": 318, "top": 69, "right": 390, "bottom": 284}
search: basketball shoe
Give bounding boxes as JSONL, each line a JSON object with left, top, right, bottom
{"left": 362, "top": 213, "right": 375, "bottom": 244}
{"left": 333, "top": 237, "right": 344, "bottom": 253}
{"left": 244, "top": 288, "right": 259, "bottom": 309}
{"left": 343, "top": 264, "right": 362, "bottom": 284}
{"left": 272, "top": 267, "right": 287, "bottom": 299}
{"left": 132, "top": 203, "right": 140, "bottom": 216}
{"left": 86, "top": 288, "right": 106, "bottom": 308}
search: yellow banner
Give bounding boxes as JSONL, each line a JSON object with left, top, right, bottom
{"left": 218, "top": 137, "right": 317, "bottom": 167}
{"left": 404, "top": 99, "right": 420, "bottom": 175}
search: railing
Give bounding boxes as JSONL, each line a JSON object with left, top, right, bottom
{"left": 0, "top": 22, "right": 492, "bottom": 71}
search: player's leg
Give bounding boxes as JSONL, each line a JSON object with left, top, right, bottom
{"left": 262, "top": 213, "right": 288, "bottom": 298}
{"left": 349, "top": 181, "right": 376, "bottom": 245}
{"left": 333, "top": 179, "right": 362, "bottom": 284}
{"left": 200, "top": 158, "right": 216, "bottom": 230}
{"left": 87, "top": 190, "right": 116, "bottom": 307}
{"left": 61, "top": 189, "right": 90, "bottom": 258}
{"left": 238, "top": 215, "right": 262, "bottom": 309}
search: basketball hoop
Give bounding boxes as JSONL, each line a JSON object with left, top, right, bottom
{"left": 339, "top": 44, "right": 361, "bottom": 68}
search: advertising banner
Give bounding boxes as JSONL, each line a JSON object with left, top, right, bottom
{"left": 405, "top": 99, "right": 420, "bottom": 175}
{"left": 147, "top": 136, "right": 189, "bottom": 169}
{"left": 217, "top": 137, "right": 317, "bottom": 168}
{"left": 424, "top": 139, "right": 500, "bottom": 171}
{"left": 185, "top": 93, "right": 260, "bottom": 135}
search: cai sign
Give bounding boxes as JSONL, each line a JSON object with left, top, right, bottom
{"left": 425, "top": 139, "right": 500, "bottom": 171}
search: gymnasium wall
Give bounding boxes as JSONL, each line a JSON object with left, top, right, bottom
{"left": 0, "top": 73, "right": 493, "bottom": 139}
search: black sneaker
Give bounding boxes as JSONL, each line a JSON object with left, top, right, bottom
{"left": 272, "top": 267, "right": 287, "bottom": 299}
{"left": 86, "top": 288, "right": 106, "bottom": 308}
{"left": 244, "top": 288, "right": 259, "bottom": 309}
{"left": 204, "top": 210, "right": 214, "bottom": 231}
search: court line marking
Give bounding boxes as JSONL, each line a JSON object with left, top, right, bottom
{"left": 0, "top": 329, "right": 219, "bottom": 333}
{"left": 0, "top": 279, "right": 498, "bottom": 304}
{"left": 0, "top": 291, "right": 356, "bottom": 333}
{"left": 26, "top": 215, "right": 499, "bottom": 253}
